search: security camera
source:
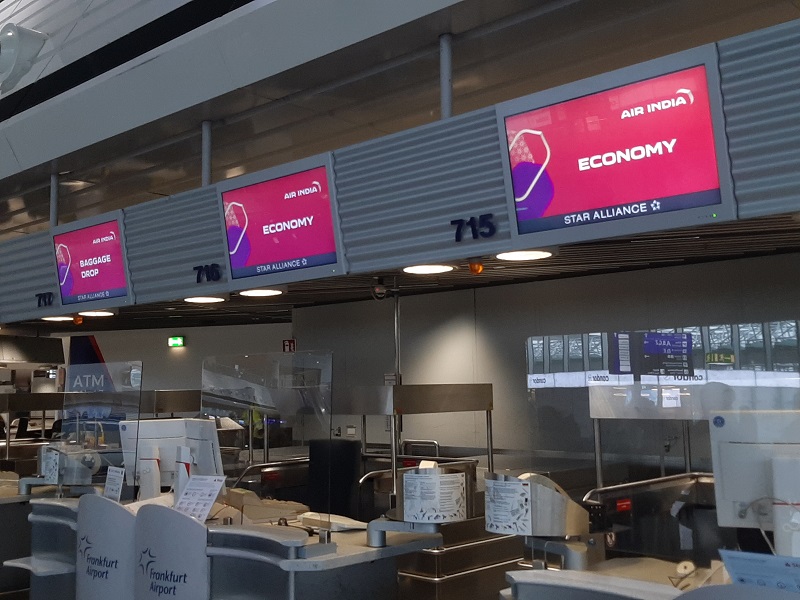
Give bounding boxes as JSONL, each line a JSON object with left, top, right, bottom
{"left": 372, "top": 283, "right": 387, "bottom": 300}
{"left": 371, "top": 277, "right": 388, "bottom": 300}
{"left": 0, "top": 23, "right": 47, "bottom": 92}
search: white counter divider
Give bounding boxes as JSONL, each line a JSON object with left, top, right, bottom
{"left": 76, "top": 494, "right": 134, "bottom": 600}
{"left": 134, "top": 504, "right": 209, "bottom": 600}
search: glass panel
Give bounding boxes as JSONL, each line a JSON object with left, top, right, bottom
{"left": 587, "top": 333, "right": 604, "bottom": 371}
{"left": 567, "top": 334, "right": 584, "bottom": 372}
{"left": 737, "top": 323, "right": 766, "bottom": 371}
{"left": 707, "top": 324, "right": 733, "bottom": 370}
{"left": 681, "top": 326, "right": 705, "bottom": 371}
{"left": 528, "top": 337, "right": 545, "bottom": 374}
{"left": 770, "top": 320, "right": 799, "bottom": 372}
{"left": 58, "top": 361, "right": 143, "bottom": 498}
{"left": 202, "top": 352, "right": 333, "bottom": 520}
{"left": 548, "top": 336, "right": 565, "bottom": 373}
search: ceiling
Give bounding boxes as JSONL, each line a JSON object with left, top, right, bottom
{"left": 1, "top": 0, "right": 800, "bottom": 333}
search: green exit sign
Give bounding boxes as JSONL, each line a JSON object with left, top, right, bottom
{"left": 168, "top": 336, "right": 185, "bottom": 348}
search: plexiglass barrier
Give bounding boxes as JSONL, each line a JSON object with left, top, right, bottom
{"left": 52, "top": 361, "right": 143, "bottom": 495}
{"left": 201, "top": 351, "right": 334, "bottom": 519}
{"left": 514, "top": 321, "right": 800, "bottom": 563}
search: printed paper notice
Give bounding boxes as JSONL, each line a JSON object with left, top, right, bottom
{"left": 485, "top": 478, "right": 532, "bottom": 535}
{"left": 174, "top": 475, "right": 226, "bottom": 522}
{"left": 42, "top": 450, "right": 59, "bottom": 484}
{"left": 103, "top": 466, "right": 125, "bottom": 502}
{"left": 720, "top": 549, "right": 800, "bottom": 592}
{"left": 403, "top": 471, "right": 466, "bottom": 523}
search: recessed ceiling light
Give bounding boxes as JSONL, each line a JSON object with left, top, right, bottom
{"left": 42, "top": 316, "right": 74, "bottom": 322}
{"left": 402, "top": 265, "right": 454, "bottom": 274}
{"left": 184, "top": 296, "right": 226, "bottom": 304}
{"left": 78, "top": 310, "right": 115, "bottom": 317}
{"left": 496, "top": 250, "right": 553, "bottom": 261}
{"left": 239, "top": 288, "right": 283, "bottom": 297}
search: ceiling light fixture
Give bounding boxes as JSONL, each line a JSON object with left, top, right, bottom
{"left": 78, "top": 310, "right": 115, "bottom": 317}
{"left": 41, "top": 316, "right": 74, "bottom": 322}
{"left": 496, "top": 250, "right": 553, "bottom": 261}
{"left": 184, "top": 296, "right": 226, "bottom": 304}
{"left": 402, "top": 264, "right": 454, "bottom": 275}
{"left": 239, "top": 288, "right": 284, "bottom": 297}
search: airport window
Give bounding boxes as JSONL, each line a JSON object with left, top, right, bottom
{"left": 769, "top": 320, "right": 800, "bottom": 372}
{"left": 587, "top": 333, "right": 604, "bottom": 370}
{"left": 528, "top": 337, "right": 545, "bottom": 374}
{"left": 567, "top": 334, "right": 584, "bottom": 372}
{"left": 737, "top": 323, "right": 766, "bottom": 371}
{"left": 548, "top": 336, "right": 565, "bottom": 373}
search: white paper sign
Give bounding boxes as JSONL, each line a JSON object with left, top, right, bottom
{"left": 403, "top": 471, "right": 465, "bottom": 523}
{"left": 485, "top": 478, "right": 532, "bottom": 535}
{"left": 42, "top": 450, "right": 59, "bottom": 484}
{"left": 173, "top": 475, "right": 225, "bottom": 522}
{"left": 720, "top": 548, "right": 800, "bottom": 592}
{"left": 103, "top": 466, "right": 125, "bottom": 502}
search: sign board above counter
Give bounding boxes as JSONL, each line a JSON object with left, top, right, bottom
{"left": 216, "top": 154, "right": 347, "bottom": 287}
{"left": 52, "top": 216, "right": 131, "bottom": 308}
{"left": 497, "top": 45, "right": 736, "bottom": 249}
{"left": 0, "top": 43, "right": 748, "bottom": 324}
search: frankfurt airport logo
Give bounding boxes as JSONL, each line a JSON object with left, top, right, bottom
{"left": 78, "top": 535, "right": 92, "bottom": 559}
{"left": 138, "top": 547, "right": 190, "bottom": 597}
{"left": 138, "top": 548, "right": 156, "bottom": 575}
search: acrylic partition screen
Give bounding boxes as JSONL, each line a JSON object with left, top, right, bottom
{"left": 201, "top": 352, "right": 333, "bottom": 517}
{"left": 497, "top": 47, "right": 735, "bottom": 248}
{"left": 54, "top": 219, "right": 129, "bottom": 305}
{"left": 59, "top": 361, "right": 143, "bottom": 497}
{"left": 524, "top": 323, "right": 800, "bottom": 562}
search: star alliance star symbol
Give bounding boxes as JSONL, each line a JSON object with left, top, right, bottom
{"left": 138, "top": 548, "right": 156, "bottom": 574}
{"left": 78, "top": 535, "right": 92, "bottom": 558}
{"left": 651, "top": 200, "right": 661, "bottom": 211}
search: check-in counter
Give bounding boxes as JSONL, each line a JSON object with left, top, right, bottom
{"left": 0, "top": 494, "right": 32, "bottom": 599}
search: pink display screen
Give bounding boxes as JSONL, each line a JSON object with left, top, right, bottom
{"left": 54, "top": 220, "right": 128, "bottom": 305}
{"left": 222, "top": 166, "right": 338, "bottom": 279}
{"left": 505, "top": 65, "right": 721, "bottom": 234}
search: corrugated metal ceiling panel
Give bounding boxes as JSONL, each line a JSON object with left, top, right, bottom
{"left": 334, "top": 107, "right": 511, "bottom": 272}
{"left": 719, "top": 19, "right": 800, "bottom": 218}
{"left": 0, "top": 231, "right": 62, "bottom": 323}
{"left": 123, "top": 186, "right": 229, "bottom": 304}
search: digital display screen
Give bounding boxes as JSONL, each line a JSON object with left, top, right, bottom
{"left": 504, "top": 65, "right": 721, "bottom": 235}
{"left": 222, "top": 166, "right": 338, "bottom": 279}
{"left": 609, "top": 331, "right": 694, "bottom": 377}
{"left": 53, "top": 220, "right": 128, "bottom": 305}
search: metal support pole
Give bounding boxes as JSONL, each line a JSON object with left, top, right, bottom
{"left": 49, "top": 160, "right": 59, "bottom": 227}
{"left": 201, "top": 120, "right": 212, "bottom": 187}
{"left": 263, "top": 414, "right": 270, "bottom": 463}
{"left": 248, "top": 409, "right": 254, "bottom": 465}
{"left": 390, "top": 414, "right": 398, "bottom": 501}
{"left": 683, "top": 421, "right": 692, "bottom": 473}
{"left": 394, "top": 292, "right": 401, "bottom": 379}
{"left": 439, "top": 33, "right": 453, "bottom": 119}
{"left": 4, "top": 414, "right": 9, "bottom": 460}
{"left": 593, "top": 419, "right": 603, "bottom": 488}
{"left": 361, "top": 414, "right": 367, "bottom": 450}
{"left": 485, "top": 410, "right": 495, "bottom": 473}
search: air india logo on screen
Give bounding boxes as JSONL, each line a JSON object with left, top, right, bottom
{"left": 508, "top": 128, "right": 554, "bottom": 219}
